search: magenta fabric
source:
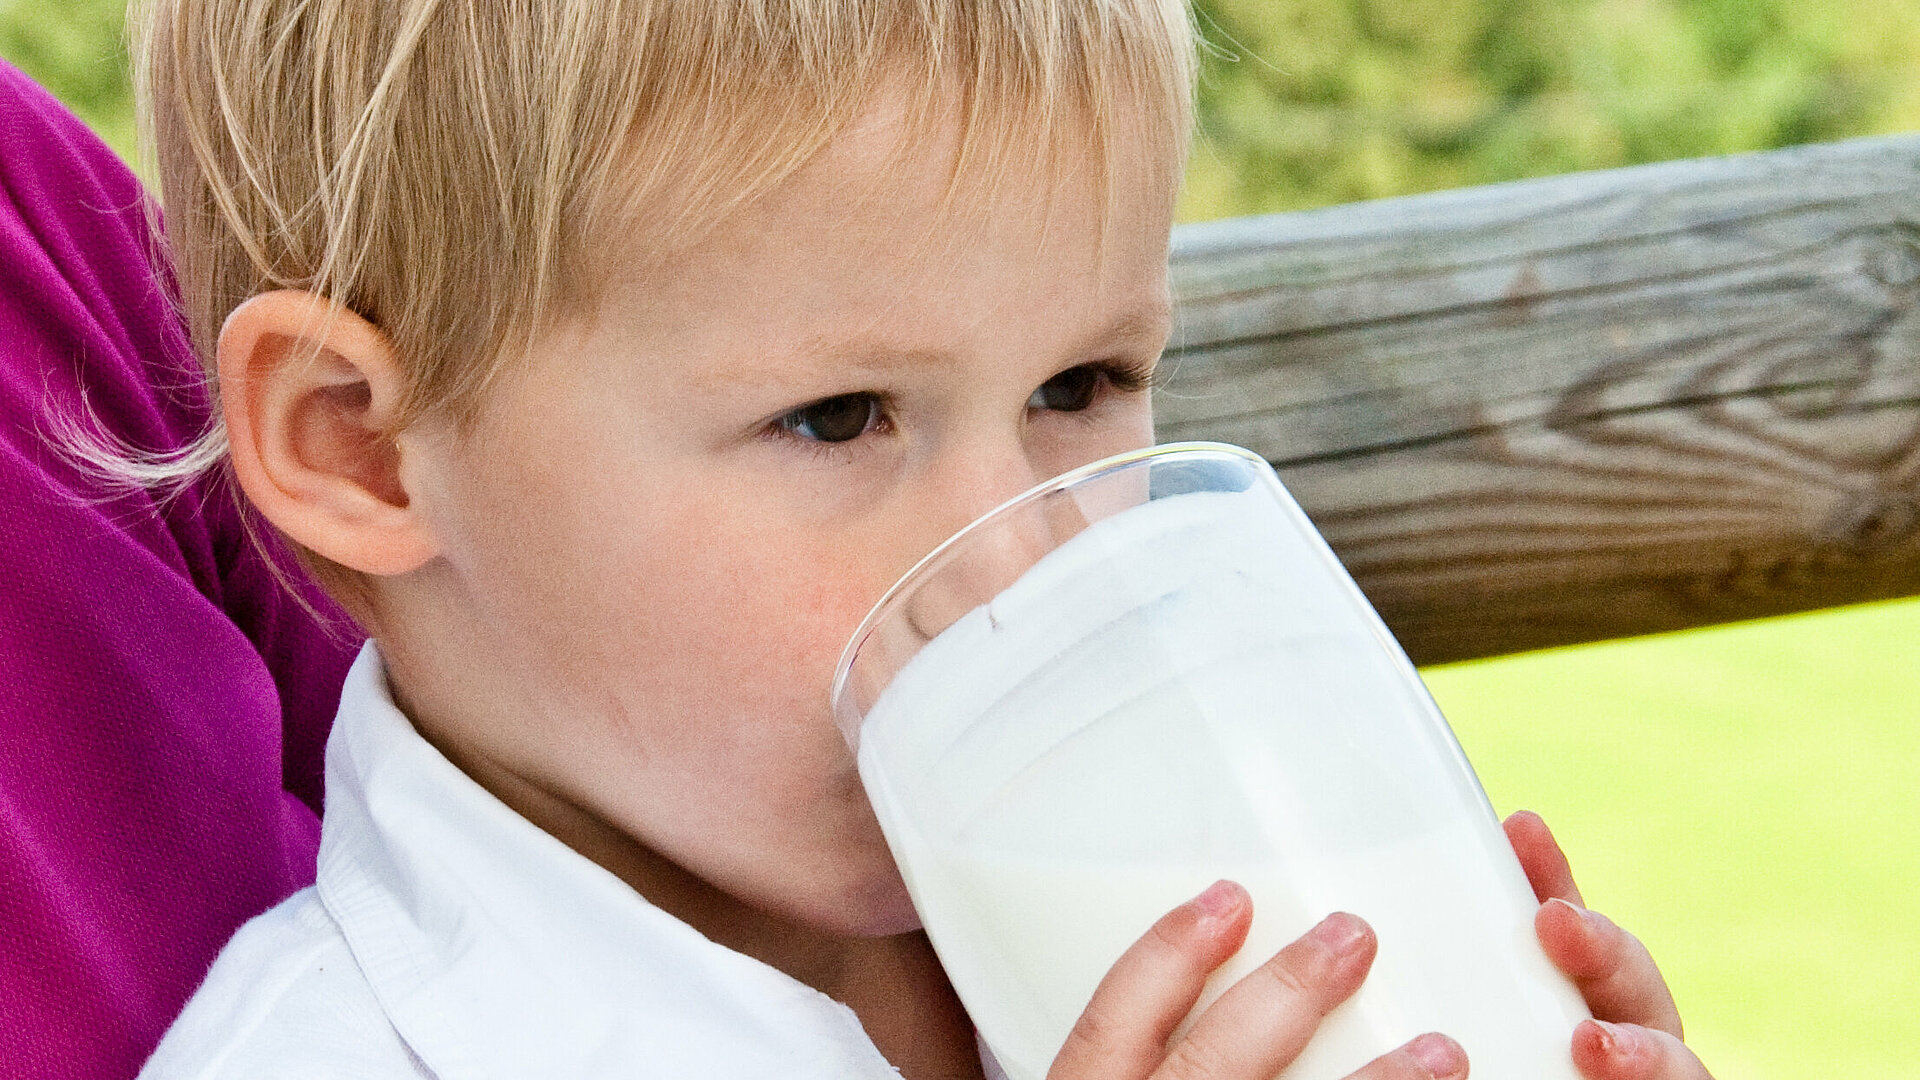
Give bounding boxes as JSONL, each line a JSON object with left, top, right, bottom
{"left": 0, "top": 62, "right": 361, "bottom": 1078}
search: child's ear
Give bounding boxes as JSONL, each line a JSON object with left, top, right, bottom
{"left": 218, "top": 290, "right": 440, "bottom": 576}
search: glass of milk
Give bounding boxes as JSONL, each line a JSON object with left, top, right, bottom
{"left": 831, "top": 442, "right": 1589, "bottom": 1080}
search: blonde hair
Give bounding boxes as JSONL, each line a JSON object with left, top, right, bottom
{"left": 127, "top": 0, "right": 1194, "bottom": 477}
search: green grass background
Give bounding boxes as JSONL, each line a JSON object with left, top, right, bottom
{"left": 6, "top": 1, "right": 1918, "bottom": 1077}
{"left": 1424, "top": 599, "right": 1920, "bottom": 1080}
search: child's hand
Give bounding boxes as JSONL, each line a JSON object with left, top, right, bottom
{"left": 1048, "top": 882, "right": 1467, "bottom": 1080}
{"left": 1504, "top": 810, "right": 1715, "bottom": 1080}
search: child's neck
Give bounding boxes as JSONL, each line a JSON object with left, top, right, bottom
{"left": 442, "top": 738, "right": 986, "bottom": 1080}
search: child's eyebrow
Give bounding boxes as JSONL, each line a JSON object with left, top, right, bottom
{"left": 1025, "top": 306, "right": 1175, "bottom": 369}
{"left": 687, "top": 346, "right": 936, "bottom": 396}
{"left": 1082, "top": 308, "right": 1174, "bottom": 350}
{"left": 690, "top": 306, "right": 1171, "bottom": 396}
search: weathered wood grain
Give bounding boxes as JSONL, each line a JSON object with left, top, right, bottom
{"left": 1157, "top": 133, "right": 1920, "bottom": 665}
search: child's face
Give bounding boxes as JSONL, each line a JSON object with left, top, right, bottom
{"left": 389, "top": 96, "right": 1175, "bottom": 936}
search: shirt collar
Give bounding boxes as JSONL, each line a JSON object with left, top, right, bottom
{"left": 315, "top": 644, "right": 903, "bottom": 1079}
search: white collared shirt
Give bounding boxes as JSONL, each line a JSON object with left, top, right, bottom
{"left": 141, "top": 644, "right": 914, "bottom": 1079}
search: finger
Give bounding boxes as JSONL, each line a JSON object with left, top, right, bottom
{"left": 1536, "top": 899, "right": 1683, "bottom": 1038}
{"left": 1571, "top": 1020, "right": 1713, "bottom": 1080}
{"left": 1050, "top": 881, "right": 1253, "bottom": 1080}
{"left": 1503, "top": 810, "right": 1584, "bottom": 907}
{"left": 1339, "top": 1034, "right": 1469, "bottom": 1080}
{"left": 1157, "top": 913, "right": 1375, "bottom": 1080}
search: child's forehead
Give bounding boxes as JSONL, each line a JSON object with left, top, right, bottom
{"left": 482, "top": 76, "right": 1180, "bottom": 438}
{"left": 579, "top": 228, "right": 1172, "bottom": 424}
{"left": 536, "top": 126, "right": 1173, "bottom": 426}
{"left": 599, "top": 80, "right": 1176, "bottom": 297}
{"left": 596, "top": 101, "right": 1172, "bottom": 324}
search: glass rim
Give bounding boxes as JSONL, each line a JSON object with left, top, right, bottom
{"left": 828, "top": 440, "right": 1270, "bottom": 715}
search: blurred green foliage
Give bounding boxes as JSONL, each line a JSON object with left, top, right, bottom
{"left": 0, "top": 0, "right": 137, "bottom": 160}
{"left": 1184, "top": 0, "right": 1920, "bottom": 218}
{"left": 6, "top": 0, "right": 1919, "bottom": 219}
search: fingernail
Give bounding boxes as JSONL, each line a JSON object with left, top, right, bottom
{"left": 1407, "top": 1033, "right": 1466, "bottom": 1079}
{"left": 1310, "top": 912, "right": 1368, "bottom": 956}
{"left": 1193, "top": 880, "right": 1241, "bottom": 919}
{"left": 1594, "top": 1020, "right": 1637, "bottom": 1057}
{"left": 1547, "top": 897, "right": 1593, "bottom": 927}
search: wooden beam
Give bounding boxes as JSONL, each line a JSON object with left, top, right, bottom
{"left": 1157, "top": 133, "right": 1920, "bottom": 666}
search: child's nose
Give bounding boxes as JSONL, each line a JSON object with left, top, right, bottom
{"left": 938, "top": 444, "right": 1050, "bottom": 534}
{"left": 899, "top": 448, "right": 1073, "bottom": 644}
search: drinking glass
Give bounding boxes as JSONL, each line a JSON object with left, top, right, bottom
{"left": 832, "top": 442, "right": 1588, "bottom": 1080}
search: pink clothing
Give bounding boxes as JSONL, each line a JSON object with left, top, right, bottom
{"left": 0, "top": 61, "right": 360, "bottom": 1078}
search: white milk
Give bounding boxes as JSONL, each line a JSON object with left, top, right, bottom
{"left": 864, "top": 770, "right": 1588, "bottom": 1080}
{"left": 854, "top": 488, "right": 1588, "bottom": 1080}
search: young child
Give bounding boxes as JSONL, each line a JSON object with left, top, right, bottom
{"left": 132, "top": 2, "right": 1716, "bottom": 1078}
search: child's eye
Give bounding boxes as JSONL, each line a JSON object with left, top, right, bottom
{"left": 776, "top": 393, "right": 883, "bottom": 443}
{"left": 1027, "top": 361, "right": 1152, "bottom": 413}
{"left": 1028, "top": 366, "right": 1102, "bottom": 412}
